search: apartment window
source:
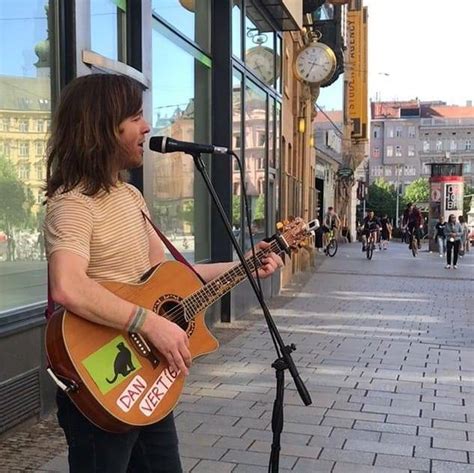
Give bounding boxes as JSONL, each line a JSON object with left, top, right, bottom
{"left": 386, "top": 145, "right": 393, "bottom": 157}
{"left": 466, "top": 139, "right": 472, "bottom": 150}
{"left": 373, "top": 128, "right": 379, "bottom": 139}
{"left": 423, "top": 140, "right": 429, "bottom": 152}
{"left": 0, "top": 118, "right": 9, "bottom": 131}
{"left": 408, "top": 145, "right": 415, "bottom": 157}
{"left": 19, "top": 119, "right": 29, "bottom": 132}
{"left": 19, "top": 141, "right": 29, "bottom": 156}
{"left": 35, "top": 142, "right": 44, "bottom": 156}
{"left": 234, "top": 133, "right": 241, "bottom": 148}
{"left": 37, "top": 119, "right": 45, "bottom": 132}
{"left": 395, "top": 127, "right": 402, "bottom": 138}
{"left": 35, "top": 162, "right": 43, "bottom": 180}
{"left": 436, "top": 139, "right": 443, "bottom": 151}
{"left": 450, "top": 139, "right": 457, "bottom": 151}
{"left": 387, "top": 127, "right": 394, "bottom": 138}
{"left": 19, "top": 164, "right": 30, "bottom": 180}
{"left": 395, "top": 146, "right": 402, "bottom": 157}
{"left": 408, "top": 126, "right": 416, "bottom": 138}
{"left": 257, "top": 132, "right": 266, "bottom": 147}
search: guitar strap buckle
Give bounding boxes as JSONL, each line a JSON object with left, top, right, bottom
{"left": 46, "top": 367, "right": 79, "bottom": 393}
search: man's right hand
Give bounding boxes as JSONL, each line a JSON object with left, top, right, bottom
{"left": 141, "top": 312, "right": 192, "bottom": 376}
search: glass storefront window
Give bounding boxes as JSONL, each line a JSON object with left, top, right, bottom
{"left": 244, "top": 2, "right": 276, "bottom": 88}
{"left": 152, "top": 0, "right": 210, "bottom": 52}
{"left": 151, "top": 20, "right": 211, "bottom": 263}
{"left": 244, "top": 81, "right": 267, "bottom": 250}
{"left": 91, "top": 0, "right": 127, "bottom": 61}
{"left": 0, "top": 0, "right": 53, "bottom": 312}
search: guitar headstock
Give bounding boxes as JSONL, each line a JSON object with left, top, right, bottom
{"left": 275, "top": 217, "right": 311, "bottom": 255}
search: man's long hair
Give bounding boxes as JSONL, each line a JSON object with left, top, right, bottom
{"left": 45, "top": 74, "right": 144, "bottom": 197}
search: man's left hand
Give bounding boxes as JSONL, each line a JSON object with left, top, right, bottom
{"left": 251, "top": 241, "right": 284, "bottom": 279}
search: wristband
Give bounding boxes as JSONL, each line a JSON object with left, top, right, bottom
{"left": 127, "top": 306, "right": 148, "bottom": 333}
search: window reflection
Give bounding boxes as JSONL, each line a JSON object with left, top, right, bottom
{"left": 232, "top": 71, "right": 243, "bottom": 256}
{"left": 151, "top": 22, "right": 211, "bottom": 263}
{"left": 244, "top": 2, "right": 278, "bottom": 88}
{"left": 91, "top": 0, "right": 126, "bottom": 60}
{"left": 232, "top": 0, "right": 242, "bottom": 59}
{"left": 152, "top": 0, "right": 210, "bottom": 52}
{"left": 244, "top": 81, "right": 267, "bottom": 249}
{"left": 0, "top": 0, "right": 52, "bottom": 312}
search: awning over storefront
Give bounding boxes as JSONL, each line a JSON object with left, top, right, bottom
{"left": 260, "top": 0, "right": 303, "bottom": 31}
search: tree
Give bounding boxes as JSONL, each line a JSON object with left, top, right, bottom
{"left": 366, "top": 178, "right": 397, "bottom": 220}
{"left": 232, "top": 195, "right": 241, "bottom": 226}
{"left": 403, "top": 177, "right": 429, "bottom": 205}
{"left": 254, "top": 194, "right": 265, "bottom": 220}
{"left": 0, "top": 155, "right": 34, "bottom": 260}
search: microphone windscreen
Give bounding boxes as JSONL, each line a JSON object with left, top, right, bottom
{"left": 149, "top": 136, "right": 165, "bottom": 152}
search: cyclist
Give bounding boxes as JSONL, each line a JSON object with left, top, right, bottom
{"left": 322, "top": 207, "right": 341, "bottom": 250}
{"left": 361, "top": 210, "right": 380, "bottom": 251}
{"left": 402, "top": 203, "right": 423, "bottom": 250}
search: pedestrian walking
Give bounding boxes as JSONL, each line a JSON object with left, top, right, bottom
{"left": 434, "top": 215, "right": 447, "bottom": 257}
{"left": 458, "top": 215, "right": 469, "bottom": 256}
{"left": 444, "top": 214, "right": 463, "bottom": 269}
{"left": 380, "top": 214, "right": 392, "bottom": 250}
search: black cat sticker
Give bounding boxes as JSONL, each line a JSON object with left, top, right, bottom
{"left": 82, "top": 336, "right": 142, "bottom": 395}
{"left": 106, "top": 342, "right": 136, "bottom": 384}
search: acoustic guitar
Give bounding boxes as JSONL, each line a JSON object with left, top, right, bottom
{"left": 45, "top": 218, "right": 309, "bottom": 432}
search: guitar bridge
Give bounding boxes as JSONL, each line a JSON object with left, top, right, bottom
{"left": 129, "top": 332, "right": 160, "bottom": 368}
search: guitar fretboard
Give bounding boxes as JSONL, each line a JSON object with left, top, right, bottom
{"left": 181, "top": 239, "right": 282, "bottom": 319}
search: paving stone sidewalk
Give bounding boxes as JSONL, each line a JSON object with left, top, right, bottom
{"left": 2, "top": 242, "right": 473, "bottom": 472}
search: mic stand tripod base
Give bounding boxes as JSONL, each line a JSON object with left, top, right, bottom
{"left": 270, "top": 343, "right": 295, "bottom": 473}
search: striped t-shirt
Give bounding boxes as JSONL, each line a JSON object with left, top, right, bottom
{"left": 44, "top": 182, "right": 157, "bottom": 283}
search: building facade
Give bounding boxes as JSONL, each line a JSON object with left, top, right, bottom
{"left": 370, "top": 100, "right": 474, "bottom": 189}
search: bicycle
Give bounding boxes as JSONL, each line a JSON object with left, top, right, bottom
{"left": 366, "top": 230, "right": 377, "bottom": 260}
{"left": 406, "top": 226, "right": 418, "bottom": 257}
{"left": 324, "top": 228, "right": 338, "bottom": 257}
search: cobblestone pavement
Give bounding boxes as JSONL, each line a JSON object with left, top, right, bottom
{"left": 1, "top": 241, "right": 473, "bottom": 472}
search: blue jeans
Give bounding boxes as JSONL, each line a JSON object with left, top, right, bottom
{"left": 437, "top": 236, "right": 446, "bottom": 255}
{"left": 56, "top": 390, "right": 182, "bottom": 473}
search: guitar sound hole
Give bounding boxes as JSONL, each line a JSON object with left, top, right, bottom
{"left": 158, "top": 300, "right": 188, "bottom": 331}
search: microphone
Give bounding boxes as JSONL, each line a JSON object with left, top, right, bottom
{"left": 149, "top": 136, "right": 230, "bottom": 155}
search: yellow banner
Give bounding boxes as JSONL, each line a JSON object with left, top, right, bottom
{"left": 347, "top": 7, "right": 368, "bottom": 141}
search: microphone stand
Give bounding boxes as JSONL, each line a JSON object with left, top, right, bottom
{"left": 189, "top": 152, "right": 312, "bottom": 472}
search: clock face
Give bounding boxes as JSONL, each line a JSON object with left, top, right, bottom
{"left": 295, "top": 43, "right": 337, "bottom": 84}
{"left": 246, "top": 46, "right": 276, "bottom": 85}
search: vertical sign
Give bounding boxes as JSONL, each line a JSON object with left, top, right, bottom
{"left": 445, "top": 183, "right": 460, "bottom": 210}
{"left": 347, "top": 5, "right": 368, "bottom": 141}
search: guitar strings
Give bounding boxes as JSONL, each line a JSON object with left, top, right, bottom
{"left": 153, "top": 237, "right": 285, "bottom": 326}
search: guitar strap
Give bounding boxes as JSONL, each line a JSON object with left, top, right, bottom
{"left": 141, "top": 211, "right": 205, "bottom": 283}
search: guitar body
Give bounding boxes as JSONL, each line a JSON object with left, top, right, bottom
{"left": 45, "top": 261, "right": 219, "bottom": 433}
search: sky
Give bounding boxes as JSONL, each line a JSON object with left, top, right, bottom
{"left": 318, "top": 0, "right": 474, "bottom": 111}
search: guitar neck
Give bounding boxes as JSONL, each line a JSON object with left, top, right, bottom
{"left": 182, "top": 239, "right": 282, "bottom": 319}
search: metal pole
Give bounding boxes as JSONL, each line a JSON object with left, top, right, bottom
{"left": 395, "top": 165, "right": 400, "bottom": 227}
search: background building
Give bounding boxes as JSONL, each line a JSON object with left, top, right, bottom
{"left": 370, "top": 100, "right": 474, "bottom": 190}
